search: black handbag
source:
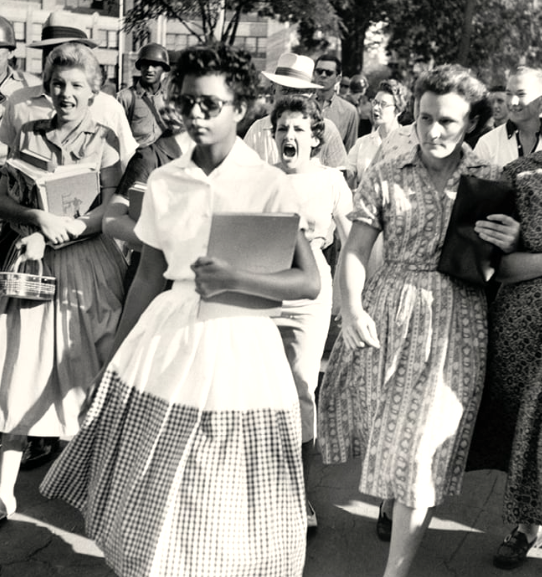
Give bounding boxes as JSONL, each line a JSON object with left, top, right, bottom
{"left": 437, "top": 175, "right": 516, "bottom": 286}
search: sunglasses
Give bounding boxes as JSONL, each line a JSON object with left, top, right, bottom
{"left": 314, "top": 68, "right": 336, "bottom": 77}
{"left": 174, "top": 94, "right": 234, "bottom": 118}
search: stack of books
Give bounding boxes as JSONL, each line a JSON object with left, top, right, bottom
{"left": 6, "top": 149, "right": 100, "bottom": 219}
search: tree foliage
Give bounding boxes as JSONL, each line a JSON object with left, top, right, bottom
{"left": 123, "top": 0, "right": 340, "bottom": 45}
{"left": 296, "top": 0, "right": 393, "bottom": 74}
{"left": 383, "top": 0, "right": 542, "bottom": 84}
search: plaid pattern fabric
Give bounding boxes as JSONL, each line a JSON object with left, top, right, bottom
{"left": 42, "top": 370, "right": 306, "bottom": 577}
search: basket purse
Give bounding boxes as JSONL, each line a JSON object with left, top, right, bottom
{"left": 0, "top": 255, "right": 56, "bottom": 301}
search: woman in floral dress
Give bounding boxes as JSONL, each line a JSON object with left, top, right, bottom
{"left": 317, "top": 64, "right": 520, "bottom": 577}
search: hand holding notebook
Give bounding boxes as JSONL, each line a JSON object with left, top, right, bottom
{"left": 197, "top": 212, "right": 300, "bottom": 320}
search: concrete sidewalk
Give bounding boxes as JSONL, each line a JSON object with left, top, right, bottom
{"left": 0, "top": 448, "right": 541, "bottom": 577}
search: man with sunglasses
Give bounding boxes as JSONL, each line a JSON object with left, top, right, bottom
{"left": 313, "top": 54, "right": 359, "bottom": 152}
{"left": 0, "top": 15, "right": 40, "bottom": 168}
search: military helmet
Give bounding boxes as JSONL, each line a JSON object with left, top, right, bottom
{"left": 135, "top": 43, "right": 170, "bottom": 71}
{"left": 0, "top": 16, "right": 16, "bottom": 51}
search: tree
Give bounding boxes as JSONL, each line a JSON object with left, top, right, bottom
{"left": 123, "top": 0, "right": 340, "bottom": 45}
{"left": 384, "top": 0, "right": 542, "bottom": 84}
{"left": 296, "top": 0, "right": 393, "bottom": 74}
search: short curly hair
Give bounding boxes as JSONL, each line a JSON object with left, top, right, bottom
{"left": 270, "top": 95, "right": 325, "bottom": 157}
{"left": 377, "top": 79, "right": 408, "bottom": 115}
{"left": 168, "top": 43, "right": 259, "bottom": 111}
{"left": 414, "top": 64, "right": 489, "bottom": 121}
{"left": 43, "top": 42, "right": 102, "bottom": 96}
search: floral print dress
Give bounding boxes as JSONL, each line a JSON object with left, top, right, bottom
{"left": 318, "top": 145, "right": 500, "bottom": 508}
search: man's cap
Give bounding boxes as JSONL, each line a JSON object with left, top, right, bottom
{"left": 28, "top": 12, "right": 98, "bottom": 49}
{"left": 261, "top": 53, "right": 322, "bottom": 89}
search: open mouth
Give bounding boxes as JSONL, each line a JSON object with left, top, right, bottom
{"left": 282, "top": 143, "right": 296, "bottom": 158}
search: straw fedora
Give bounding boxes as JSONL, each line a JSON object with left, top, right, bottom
{"left": 28, "top": 11, "right": 98, "bottom": 49}
{"left": 262, "top": 53, "right": 323, "bottom": 89}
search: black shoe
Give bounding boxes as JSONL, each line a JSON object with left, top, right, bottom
{"left": 20, "top": 438, "right": 60, "bottom": 471}
{"left": 493, "top": 527, "right": 537, "bottom": 570}
{"left": 376, "top": 501, "right": 392, "bottom": 542}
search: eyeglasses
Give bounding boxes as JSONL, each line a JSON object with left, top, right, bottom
{"left": 314, "top": 68, "right": 336, "bottom": 77}
{"left": 173, "top": 94, "right": 234, "bottom": 118}
{"left": 371, "top": 99, "right": 395, "bottom": 109}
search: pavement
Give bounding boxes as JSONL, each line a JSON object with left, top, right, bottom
{"left": 0, "top": 447, "right": 541, "bottom": 577}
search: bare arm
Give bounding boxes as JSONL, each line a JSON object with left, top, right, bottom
{"left": 192, "top": 230, "right": 320, "bottom": 302}
{"left": 0, "top": 174, "right": 75, "bottom": 244}
{"left": 109, "top": 243, "right": 168, "bottom": 359}
{"left": 339, "top": 221, "right": 380, "bottom": 350}
{"left": 474, "top": 214, "right": 521, "bottom": 254}
{"left": 496, "top": 251, "right": 542, "bottom": 284}
{"left": 102, "top": 193, "right": 142, "bottom": 249}
{"left": 66, "top": 186, "right": 117, "bottom": 238}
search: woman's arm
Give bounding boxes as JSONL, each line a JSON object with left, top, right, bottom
{"left": 66, "top": 185, "right": 117, "bottom": 238}
{"left": 339, "top": 221, "right": 380, "bottom": 350}
{"left": 333, "top": 202, "right": 353, "bottom": 245}
{"left": 0, "top": 174, "right": 76, "bottom": 244}
{"left": 192, "top": 230, "right": 321, "bottom": 302}
{"left": 108, "top": 243, "right": 168, "bottom": 359}
{"left": 102, "top": 193, "right": 142, "bottom": 249}
{"left": 495, "top": 251, "right": 542, "bottom": 284}
{"left": 68, "top": 135, "right": 123, "bottom": 239}
{"left": 474, "top": 214, "right": 521, "bottom": 254}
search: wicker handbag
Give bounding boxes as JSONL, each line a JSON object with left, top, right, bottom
{"left": 0, "top": 256, "right": 56, "bottom": 301}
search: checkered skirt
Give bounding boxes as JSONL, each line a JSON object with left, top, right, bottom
{"left": 41, "top": 284, "right": 306, "bottom": 577}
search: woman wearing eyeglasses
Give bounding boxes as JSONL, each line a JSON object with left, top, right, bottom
{"left": 345, "top": 79, "right": 407, "bottom": 189}
{"left": 41, "top": 43, "right": 320, "bottom": 577}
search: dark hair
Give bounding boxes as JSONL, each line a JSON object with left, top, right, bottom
{"left": 414, "top": 64, "right": 489, "bottom": 121}
{"left": 270, "top": 95, "right": 325, "bottom": 157}
{"left": 168, "top": 43, "right": 259, "bottom": 111}
{"left": 377, "top": 79, "right": 408, "bottom": 115}
{"left": 489, "top": 85, "right": 506, "bottom": 93}
{"left": 314, "top": 53, "right": 342, "bottom": 76}
{"left": 350, "top": 74, "right": 368, "bottom": 94}
{"left": 43, "top": 42, "right": 102, "bottom": 95}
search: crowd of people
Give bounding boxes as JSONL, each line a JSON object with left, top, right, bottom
{"left": 0, "top": 8, "right": 541, "bottom": 577}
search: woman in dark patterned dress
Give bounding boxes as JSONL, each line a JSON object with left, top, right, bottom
{"left": 481, "top": 153, "right": 542, "bottom": 569}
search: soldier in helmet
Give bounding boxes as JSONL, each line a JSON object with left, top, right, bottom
{"left": 0, "top": 15, "right": 41, "bottom": 166}
{"left": 117, "top": 42, "right": 170, "bottom": 148}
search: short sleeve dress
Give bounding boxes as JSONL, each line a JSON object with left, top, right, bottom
{"left": 41, "top": 139, "right": 306, "bottom": 577}
{"left": 469, "top": 152, "right": 542, "bottom": 526}
{"left": 0, "top": 113, "right": 126, "bottom": 437}
{"left": 317, "top": 145, "right": 501, "bottom": 509}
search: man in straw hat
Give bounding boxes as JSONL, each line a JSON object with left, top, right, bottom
{"left": 0, "top": 15, "right": 41, "bottom": 167}
{"left": 244, "top": 52, "right": 347, "bottom": 168}
{"left": 0, "top": 11, "right": 137, "bottom": 172}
